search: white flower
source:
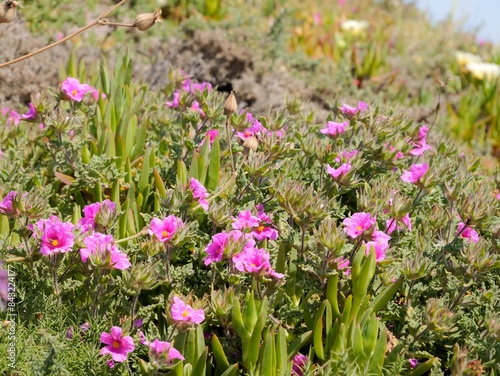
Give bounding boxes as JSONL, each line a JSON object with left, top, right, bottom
{"left": 454, "top": 51, "right": 482, "bottom": 68}
{"left": 465, "top": 62, "right": 500, "bottom": 81}
{"left": 340, "top": 19, "right": 369, "bottom": 36}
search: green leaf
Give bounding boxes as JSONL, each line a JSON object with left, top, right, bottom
{"left": 210, "top": 334, "right": 230, "bottom": 372}
{"left": 368, "top": 325, "right": 387, "bottom": 375}
{"left": 276, "top": 326, "right": 288, "bottom": 376}
{"left": 313, "top": 300, "right": 328, "bottom": 361}
{"left": 326, "top": 274, "right": 341, "bottom": 320}
{"left": 177, "top": 160, "right": 188, "bottom": 186}
{"left": 405, "top": 358, "right": 439, "bottom": 376}
{"left": 139, "top": 149, "right": 151, "bottom": 194}
{"left": 206, "top": 137, "right": 220, "bottom": 191}
{"left": 260, "top": 330, "right": 275, "bottom": 376}
{"left": 192, "top": 347, "right": 207, "bottom": 376}
{"left": 153, "top": 168, "right": 167, "bottom": 199}
{"left": 287, "top": 330, "right": 312, "bottom": 359}
{"left": 220, "top": 364, "right": 239, "bottom": 376}
{"left": 190, "top": 152, "right": 200, "bottom": 180}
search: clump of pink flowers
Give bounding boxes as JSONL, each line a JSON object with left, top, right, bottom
{"left": 232, "top": 206, "right": 279, "bottom": 241}
{"left": 409, "top": 125, "right": 432, "bottom": 156}
{"left": 148, "top": 215, "right": 183, "bottom": 243}
{"left": 100, "top": 326, "right": 135, "bottom": 363}
{"left": 32, "top": 216, "right": 75, "bottom": 256}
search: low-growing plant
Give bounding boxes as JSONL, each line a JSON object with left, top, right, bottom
{"left": 1, "top": 49, "right": 499, "bottom": 376}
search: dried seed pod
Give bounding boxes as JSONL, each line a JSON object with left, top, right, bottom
{"left": 133, "top": 9, "right": 162, "bottom": 31}
{"left": 224, "top": 90, "right": 237, "bottom": 116}
{"left": 243, "top": 136, "right": 259, "bottom": 152}
{"left": 0, "top": 0, "right": 21, "bottom": 24}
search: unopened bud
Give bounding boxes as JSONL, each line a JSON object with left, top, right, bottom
{"left": 243, "top": 136, "right": 259, "bottom": 152}
{"left": 0, "top": 0, "right": 21, "bottom": 24}
{"left": 133, "top": 9, "right": 162, "bottom": 32}
{"left": 224, "top": 90, "right": 237, "bottom": 116}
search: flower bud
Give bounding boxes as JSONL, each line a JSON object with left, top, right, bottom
{"left": 224, "top": 90, "right": 237, "bottom": 116}
{"left": 425, "top": 298, "right": 457, "bottom": 339}
{"left": 133, "top": 9, "right": 162, "bottom": 32}
{"left": 0, "top": 1, "right": 21, "bottom": 24}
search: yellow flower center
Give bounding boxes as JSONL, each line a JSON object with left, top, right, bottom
{"left": 51, "top": 239, "right": 59, "bottom": 247}
{"left": 257, "top": 225, "right": 265, "bottom": 233}
{"left": 71, "top": 89, "right": 78, "bottom": 96}
{"left": 162, "top": 230, "right": 169, "bottom": 238}
{"left": 112, "top": 340, "right": 120, "bottom": 348}
{"left": 356, "top": 225, "right": 363, "bottom": 231}
{"left": 182, "top": 309, "right": 189, "bottom": 317}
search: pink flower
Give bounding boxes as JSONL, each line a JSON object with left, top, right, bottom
{"left": 236, "top": 113, "right": 264, "bottom": 140}
{"left": 78, "top": 200, "right": 117, "bottom": 232}
{"left": 200, "top": 129, "right": 219, "bottom": 146}
{"left": 342, "top": 212, "right": 376, "bottom": 239}
{"left": 33, "top": 216, "right": 75, "bottom": 256}
{"left": 386, "top": 213, "right": 412, "bottom": 234}
{"left": 148, "top": 215, "right": 183, "bottom": 242}
{"left": 292, "top": 353, "right": 308, "bottom": 376}
{"left": 401, "top": 163, "right": 428, "bottom": 184}
{"left": 408, "top": 358, "right": 418, "bottom": 369}
{"left": 339, "top": 101, "right": 368, "bottom": 119}
{"left": 190, "top": 101, "right": 205, "bottom": 117}
{"left": 232, "top": 210, "right": 260, "bottom": 230}
{"left": 171, "top": 297, "right": 205, "bottom": 324}
{"left": 334, "top": 149, "right": 358, "bottom": 163}
{"left": 326, "top": 163, "right": 351, "bottom": 179}
{"left": 182, "top": 78, "right": 212, "bottom": 93}
{"left": 456, "top": 222, "right": 479, "bottom": 243}
{"left": 21, "top": 103, "right": 38, "bottom": 121}
{"left": 409, "top": 126, "right": 432, "bottom": 156}
{"left": 251, "top": 224, "right": 279, "bottom": 241}
{"left": 364, "top": 230, "right": 390, "bottom": 262}
{"left": 335, "top": 256, "right": 350, "bottom": 272}
{"left": 204, "top": 230, "right": 243, "bottom": 266}
{"left": 100, "top": 326, "right": 135, "bottom": 363}
{"left": 313, "top": 12, "right": 322, "bottom": 26}
{"left": 496, "top": 192, "right": 500, "bottom": 200}
{"left": 148, "top": 339, "right": 185, "bottom": 366}
{"left": 189, "top": 177, "right": 209, "bottom": 211}
{"left": 90, "top": 90, "right": 106, "bottom": 102}
{"left": 0, "top": 191, "right": 17, "bottom": 216}
{"left": 320, "top": 121, "right": 348, "bottom": 137}
{"left": 61, "top": 77, "right": 95, "bottom": 102}
{"left": 2, "top": 108, "right": 20, "bottom": 126}
{"left": 232, "top": 246, "right": 284, "bottom": 279}
{"left": 80, "top": 233, "right": 131, "bottom": 270}
{"left": 166, "top": 90, "right": 181, "bottom": 108}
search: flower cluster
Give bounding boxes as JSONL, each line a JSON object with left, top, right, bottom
{"left": 80, "top": 232, "right": 131, "bottom": 270}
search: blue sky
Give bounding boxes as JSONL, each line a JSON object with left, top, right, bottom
{"left": 410, "top": 0, "right": 500, "bottom": 43}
